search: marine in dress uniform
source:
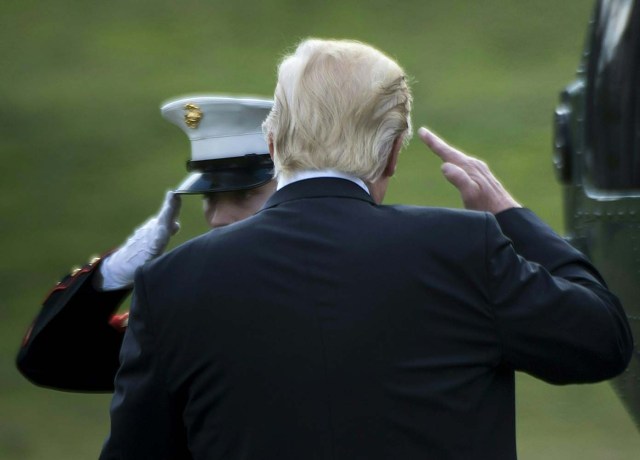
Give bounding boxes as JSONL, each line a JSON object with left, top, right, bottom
{"left": 16, "top": 96, "right": 276, "bottom": 391}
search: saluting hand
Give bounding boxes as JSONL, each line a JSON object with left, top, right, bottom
{"left": 99, "top": 191, "right": 182, "bottom": 291}
{"left": 418, "top": 127, "right": 521, "bottom": 214}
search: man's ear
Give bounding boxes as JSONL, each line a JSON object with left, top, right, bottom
{"left": 268, "top": 134, "right": 275, "bottom": 161}
{"left": 383, "top": 135, "right": 403, "bottom": 178}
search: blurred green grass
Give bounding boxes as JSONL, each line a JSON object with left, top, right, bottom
{"left": 2, "top": 0, "right": 638, "bottom": 458}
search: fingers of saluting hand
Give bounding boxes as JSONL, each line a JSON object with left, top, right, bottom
{"left": 417, "top": 126, "right": 521, "bottom": 214}
{"left": 440, "top": 162, "right": 479, "bottom": 199}
{"left": 157, "top": 191, "right": 182, "bottom": 235}
{"left": 417, "top": 127, "right": 468, "bottom": 165}
{"left": 418, "top": 126, "right": 482, "bottom": 200}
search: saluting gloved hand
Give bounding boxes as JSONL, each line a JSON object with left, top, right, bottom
{"left": 99, "top": 191, "right": 182, "bottom": 291}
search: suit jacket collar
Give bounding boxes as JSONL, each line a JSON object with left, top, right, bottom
{"left": 262, "top": 177, "right": 376, "bottom": 209}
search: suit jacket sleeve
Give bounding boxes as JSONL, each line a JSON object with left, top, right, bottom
{"left": 490, "top": 208, "right": 633, "bottom": 384}
{"left": 100, "top": 267, "right": 189, "bottom": 460}
{"left": 16, "top": 256, "right": 130, "bottom": 392}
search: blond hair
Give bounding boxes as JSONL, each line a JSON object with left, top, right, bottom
{"left": 262, "top": 39, "right": 412, "bottom": 182}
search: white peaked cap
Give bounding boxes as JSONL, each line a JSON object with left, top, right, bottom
{"left": 160, "top": 95, "right": 275, "bottom": 194}
{"left": 161, "top": 95, "right": 273, "bottom": 161}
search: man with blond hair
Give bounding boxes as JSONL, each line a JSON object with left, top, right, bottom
{"left": 100, "top": 39, "right": 632, "bottom": 460}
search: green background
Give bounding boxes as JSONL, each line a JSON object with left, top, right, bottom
{"left": 2, "top": 0, "right": 638, "bottom": 458}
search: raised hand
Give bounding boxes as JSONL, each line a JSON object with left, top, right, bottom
{"left": 99, "top": 191, "right": 182, "bottom": 291}
{"left": 418, "top": 127, "right": 520, "bottom": 214}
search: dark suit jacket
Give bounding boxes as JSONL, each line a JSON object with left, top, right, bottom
{"left": 100, "top": 178, "right": 633, "bottom": 460}
{"left": 16, "top": 258, "right": 128, "bottom": 392}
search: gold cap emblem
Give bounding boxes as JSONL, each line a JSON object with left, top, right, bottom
{"left": 184, "top": 103, "right": 203, "bottom": 129}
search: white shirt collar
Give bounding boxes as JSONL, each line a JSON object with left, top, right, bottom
{"left": 277, "top": 169, "right": 370, "bottom": 195}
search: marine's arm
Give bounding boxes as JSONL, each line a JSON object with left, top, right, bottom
{"left": 16, "top": 191, "right": 181, "bottom": 392}
{"left": 16, "top": 256, "right": 131, "bottom": 391}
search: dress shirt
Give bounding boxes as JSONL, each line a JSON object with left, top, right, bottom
{"left": 277, "top": 169, "right": 370, "bottom": 195}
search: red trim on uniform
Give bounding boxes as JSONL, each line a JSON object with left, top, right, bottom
{"left": 40, "top": 248, "right": 119, "bottom": 303}
{"left": 22, "top": 322, "right": 34, "bottom": 347}
{"left": 109, "top": 312, "right": 129, "bottom": 333}
{"left": 42, "top": 265, "right": 95, "bottom": 300}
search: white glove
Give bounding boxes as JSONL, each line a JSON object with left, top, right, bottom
{"left": 99, "top": 191, "right": 181, "bottom": 291}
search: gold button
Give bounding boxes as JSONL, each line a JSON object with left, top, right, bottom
{"left": 70, "top": 266, "right": 82, "bottom": 277}
{"left": 88, "top": 255, "right": 101, "bottom": 265}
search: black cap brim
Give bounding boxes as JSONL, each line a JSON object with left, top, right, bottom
{"left": 174, "top": 167, "right": 274, "bottom": 194}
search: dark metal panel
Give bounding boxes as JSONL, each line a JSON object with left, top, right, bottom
{"left": 555, "top": 0, "right": 640, "bottom": 430}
